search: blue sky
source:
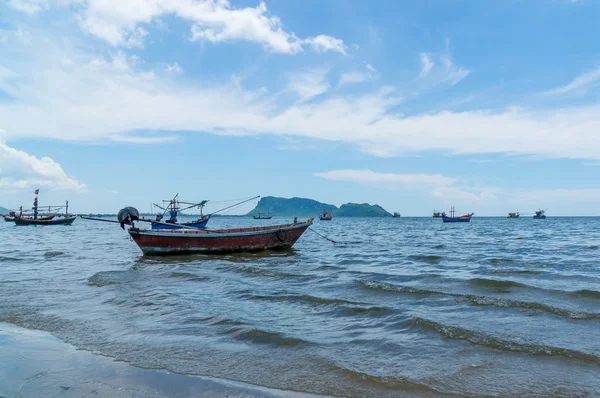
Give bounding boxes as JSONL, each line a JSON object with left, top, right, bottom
{"left": 1, "top": 0, "right": 600, "bottom": 215}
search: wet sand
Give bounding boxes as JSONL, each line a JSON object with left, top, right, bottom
{"left": 0, "top": 323, "right": 321, "bottom": 398}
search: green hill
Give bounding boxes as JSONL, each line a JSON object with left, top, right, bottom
{"left": 336, "top": 203, "right": 391, "bottom": 217}
{"left": 248, "top": 196, "right": 337, "bottom": 218}
{"left": 247, "top": 196, "right": 391, "bottom": 217}
{"left": 0, "top": 206, "right": 10, "bottom": 215}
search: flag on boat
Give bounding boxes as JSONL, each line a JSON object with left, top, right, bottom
{"left": 34, "top": 189, "right": 39, "bottom": 195}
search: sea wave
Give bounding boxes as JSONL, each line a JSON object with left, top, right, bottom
{"left": 488, "top": 258, "right": 516, "bottom": 265}
{"left": 229, "top": 265, "right": 314, "bottom": 279}
{"left": 410, "top": 317, "right": 600, "bottom": 364}
{"left": 489, "top": 269, "right": 542, "bottom": 275}
{"left": 225, "top": 327, "right": 309, "bottom": 347}
{"left": 357, "top": 280, "right": 600, "bottom": 320}
{"left": 571, "top": 289, "right": 600, "bottom": 300}
{"left": 88, "top": 271, "right": 129, "bottom": 287}
{"left": 168, "top": 271, "right": 210, "bottom": 281}
{"left": 468, "top": 278, "right": 526, "bottom": 291}
{"left": 241, "top": 293, "right": 362, "bottom": 306}
{"left": 357, "top": 279, "right": 439, "bottom": 296}
{"left": 44, "top": 251, "right": 65, "bottom": 258}
{"left": 407, "top": 255, "right": 444, "bottom": 264}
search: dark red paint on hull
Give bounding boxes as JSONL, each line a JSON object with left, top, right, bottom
{"left": 129, "top": 220, "right": 313, "bottom": 255}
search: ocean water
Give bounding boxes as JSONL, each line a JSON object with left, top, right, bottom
{"left": 1, "top": 216, "right": 599, "bottom": 397}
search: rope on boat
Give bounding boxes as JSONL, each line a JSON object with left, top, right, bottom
{"left": 308, "top": 227, "right": 338, "bottom": 244}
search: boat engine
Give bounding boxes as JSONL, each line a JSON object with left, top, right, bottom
{"left": 117, "top": 206, "right": 140, "bottom": 230}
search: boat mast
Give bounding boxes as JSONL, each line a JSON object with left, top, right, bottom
{"left": 66, "top": 200, "right": 69, "bottom": 217}
{"left": 33, "top": 189, "right": 39, "bottom": 220}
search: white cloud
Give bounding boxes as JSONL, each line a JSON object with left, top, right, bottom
{"left": 417, "top": 47, "right": 469, "bottom": 86}
{"left": 547, "top": 66, "right": 600, "bottom": 95}
{"left": 60, "top": 56, "right": 74, "bottom": 67}
{"left": 303, "top": 35, "right": 346, "bottom": 55}
{"left": 512, "top": 188, "right": 600, "bottom": 203}
{"left": 338, "top": 71, "right": 367, "bottom": 87}
{"left": 287, "top": 68, "right": 330, "bottom": 100}
{"left": 440, "top": 56, "right": 470, "bottom": 86}
{"left": 314, "top": 169, "right": 496, "bottom": 203}
{"left": 419, "top": 52, "right": 434, "bottom": 77}
{"left": 25, "top": 0, "right": 344, "bottom": 55}
{"left": 7, "top": 0, "right": 48, "bottom": 14}
{"left": 0, "top": 141, "right": 86, "bottom": 192}
{"left": 124, "top": 27, "right": 149, "bottom": 48}
{"left": 314, "top": 169, "right": 456, "bottom": 186}
{"left": 337, "top": 64, "right": 376, "bottom": 88}
{"left": 3, "top": 32, "right": 600, "bottom": 162}
{"left": 110, "top": 134, "right": 179, "bottom": 144}
{"left": 166, "top": 62, "right": 182, "bottom": 74}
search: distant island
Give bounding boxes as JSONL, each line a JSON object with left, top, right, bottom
{"left": 1, "top": 199, "right": 391, "bottom": 218}
{"left": 247, "top": 196, "right": 391, "bottom": 217}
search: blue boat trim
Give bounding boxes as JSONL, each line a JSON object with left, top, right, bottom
{"left": 151, "top": 217, "right": 210, "bottom": 230}
{"left": 442, "top": 217, "right": 472, "bottom": 223}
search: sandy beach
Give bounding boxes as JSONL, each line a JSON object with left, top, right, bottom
{"left": 0, "top": 322, "right": 321, "bottom": 398}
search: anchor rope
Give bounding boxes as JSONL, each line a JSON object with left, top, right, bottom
{"left": 308, "top": 227, "right": 338, "bottom": 244}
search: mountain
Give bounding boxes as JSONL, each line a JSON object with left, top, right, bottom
{"left": 0, "top": 206, "right": 9, "bottom": 215}
{"left": 248, "top": 196, "right": 337, "bottom": 218}
{"left": 247, "top": 196, "right": 391, "bottom": 217}
{"left": 336, "top": 203, "right": 391, "bottom": 217}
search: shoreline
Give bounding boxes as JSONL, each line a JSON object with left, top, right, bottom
{"left": 0, "top": 322, "right": 324, "bottom": 398}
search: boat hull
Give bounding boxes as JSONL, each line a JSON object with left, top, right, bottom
{"left": 151, "top": 217, "right": 209, "bottom": 230}
{"left": 442, "top": 216, "right": 472, "bottom": 223}
{"left": 13, "top": 216, "right": 76, "bottom": 226}
{"left": 533, "top": 215, "right": 546, "bottom": 219}
{"left": 5, "top": 214, "right": 54, "bottom": 222}
{"left": 253, "top": 216, "right": 273, "bottom": 220}
{"left": 319, "top": 217, "right": 332, "bottom": 221}
{"left": 129, "top": 220, "right": 312, "bottom": 255}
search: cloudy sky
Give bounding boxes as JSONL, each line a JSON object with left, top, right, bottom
{"left": 1, "top": 0, "right": 600, "bottom": 215}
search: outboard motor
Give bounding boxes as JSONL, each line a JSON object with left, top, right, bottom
{"left": 117, "top": 206, "right": 140, "bottom": 230}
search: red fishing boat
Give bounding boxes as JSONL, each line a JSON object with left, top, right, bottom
{"left": 442, "top": 207, "right": 473, "bottom": 223}
{"left": 82, "top": 207, "right": 314, "bottom": 255}
{"left": 129, "top": 219, "right": 313, "bottom": 254}
{"left": 319, "top": 210, "right": 333, "bottom": 221}
{"left": 433, "top": 210, "right": 446, "bottom": 218}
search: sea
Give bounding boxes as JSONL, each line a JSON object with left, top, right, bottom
{"left": 1, "top": 216, "right": 599, "bottom": 397}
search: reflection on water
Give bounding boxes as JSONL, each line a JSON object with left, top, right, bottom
{"left": 1, "top": 216, "right": 600, "bottom": 397}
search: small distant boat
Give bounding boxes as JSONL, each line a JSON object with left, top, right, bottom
{"left": 433, "top": 210, "right": 446, "bottom": 218}
{"left": 13, "top": 191, "right": 75, "bottom": 226}
{"left": 319, "top": 210, "right": 333, "bottom": 221}
{"left": 14, "top": 216, "right": 76, "bottom": 226}
{"left": 392, "top": 212, "right": 401, "bottom": 218}
{"left": 508, "top": 211, "right": 520, "bottom": 219}
{"left": 3, "top": 206, "right": 55, "bottom": 222}
{"left": 442, "top": 207, "right": 473, "bottom": 223}
{"left": 533, "top": 209, "right": 547, "bottom": 219}
{"left": 253, "top": 213, "right": 273, "bottom": 220}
